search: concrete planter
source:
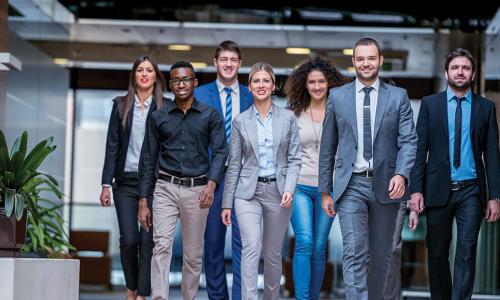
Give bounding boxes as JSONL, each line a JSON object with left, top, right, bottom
{"left": 0, "top": 258, "right": 80, "bottom": 300}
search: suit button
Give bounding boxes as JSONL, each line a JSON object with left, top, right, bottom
{"left": 352, "top": 163, "right": 354, "bottom": 166}
{"left": 355, "top": 146, "right": 358, "bottom": 150}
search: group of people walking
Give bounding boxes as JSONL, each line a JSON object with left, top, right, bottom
{"left": 100, "top": 37, "right": 500, "bottom": 300}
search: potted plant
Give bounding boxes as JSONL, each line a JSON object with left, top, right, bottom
{"left": 0, "top": 130, "right": 62, "bottom": 257}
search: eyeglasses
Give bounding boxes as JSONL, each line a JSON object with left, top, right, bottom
{"left": 169, "top": 77, "right": 194, "bottom": 86}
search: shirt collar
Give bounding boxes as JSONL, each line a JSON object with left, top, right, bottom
{"left": 355, "top": 77, "right": 380, "bottom": 93}
{"left": 447, "top": 87, "right": 472, "bottom": 103}
{"left": 134, "top": 94, "right": 153, "bottom": 108}
{"left": 253, "top": 104, "right": 272, "bottom": 118}
{"left": 216, "top": 79, "right": 240, "bottom": 95}
{"left": 168, "top": 98, "right": 202, "bottom": 113}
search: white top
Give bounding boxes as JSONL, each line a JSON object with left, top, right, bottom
{"left": 124, "top": 94, "right": 152, "bottom": 172}
{"left": 216, "top": 79, "right": 241, "bottom": 119}
{"left": 353, "top": 77, "right": 380, "bottom": 173}
{"left": 297, "top": 112, "right": 322, "bottom": 186}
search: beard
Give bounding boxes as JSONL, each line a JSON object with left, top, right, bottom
{"left": 448, "top": 76, "right": 472, "bottom": 90}
{"left": 356, "top": 67, "right": 379, "bottom": 82}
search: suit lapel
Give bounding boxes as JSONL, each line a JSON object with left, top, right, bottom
{"left": 209, "top": 82, "right": 223, "bottom": 115}
{"left": 244, "top": 108, "right": 260, "bottom": 162}
{"left": 271, "top": 105, "right": 283, "bottom": 161}
{"left": 373, "top": 83, "right": 389, "bottom": 140}
{"left": 346, "top": 82, "right": 358, "bottom": 144}
{"left": 438, "top": 92, "right": 449, "bottom": 138}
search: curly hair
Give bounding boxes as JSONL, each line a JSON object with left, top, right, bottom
{"left": 284, "top": 57, "right": 346, "bottom": 116}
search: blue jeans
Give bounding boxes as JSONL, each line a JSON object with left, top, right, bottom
{"left": 290, "top": 184, "right": 335, "bottom": 300}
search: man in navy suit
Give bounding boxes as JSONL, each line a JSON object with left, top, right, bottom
{"left": 194, "top": 40, "right": 253, "bottom": 300}
{"left": 410, "top": 48, "right": 500, "bottom": 300}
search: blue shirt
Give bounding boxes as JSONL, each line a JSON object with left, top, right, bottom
{"left": 255, "top": 106, "right": 276, "bottom": 177}
{"left": 447, "top": 88, "right": 476, "bottom": 181}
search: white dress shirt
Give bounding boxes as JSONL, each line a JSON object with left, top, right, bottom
{"left": 216, "top": 79, "right": 241, "bottom": 119}
{"left": 353, "top": 77, "right": 380, "bottom": 172}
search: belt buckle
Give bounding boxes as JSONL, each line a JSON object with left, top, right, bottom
{"left": 363, "top": 170, "right": 371, "bottom": 178}
{"left": 451, "top": 181, "right": 460, "bottom": 191}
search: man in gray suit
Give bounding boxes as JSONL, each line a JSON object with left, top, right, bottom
{"left": 318, "top": 38, "right": 417, "bottom": 300}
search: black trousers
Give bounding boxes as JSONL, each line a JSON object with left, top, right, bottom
{"left": 113, "top": 177, "right": 154, "bottom": 296}
{"left": 426, "top": 184, "right": 483, "bottom": 300}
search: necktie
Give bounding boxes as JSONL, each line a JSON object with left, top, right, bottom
{"left": 453, "top": 96, "right": 465, "bottom": 169}
{"left": 362, "top": 87, "right": 374, "bottom": 162}
{"left": 224, "top": 87, "right": 232, "bottom": 145}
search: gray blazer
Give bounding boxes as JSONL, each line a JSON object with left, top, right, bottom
{"left": 222, "top": 104, "right": 302, "bottom": 208}
{"left": 318, "top": 80, "right": 417, "bottom": 204}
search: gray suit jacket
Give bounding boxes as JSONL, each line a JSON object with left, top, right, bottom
{"left": 222, "top": 104, "right": 302, "bottom": 208}
{"left": 318, "top": 80, "right": 417, "bottom": 204}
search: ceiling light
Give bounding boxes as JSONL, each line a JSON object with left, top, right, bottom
{"left": 168, "top": 44, "right": 192, "bottom": 51}
{"left": 346, "top": 67, "right": 355, "bottom": 73}
{"left": 53, "top": 58, "right": 69, "bottom": 65}
{"left": 190, "top": 62, "right": 207, "bottom": 69}
{"left": 343, "top": 49, "right": 353, "bottom": 56}
{"left": 286, "top": 47, "right": 311, "bottom": 55}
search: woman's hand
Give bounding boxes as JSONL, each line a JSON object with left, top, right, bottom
{"left": 280, "top": 192, "right": 293, "bottom": 208}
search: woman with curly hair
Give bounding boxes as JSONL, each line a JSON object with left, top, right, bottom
{"left": 284, "top": 57, "right": 346, "bottom": 300}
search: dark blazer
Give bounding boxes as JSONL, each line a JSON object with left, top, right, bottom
{"left": 194, "top": 81, "right": 253, "bottom": 117}
{"left": 410, "top": 91, "right": 500, "bottom": 207}
{"left": 101, "top": 96, "right": 168, "bottom": 185}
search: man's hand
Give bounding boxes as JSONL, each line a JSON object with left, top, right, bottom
{"left": 221, "top": 208, "right": 232, "bottom": 226}
{"left": 388, "top": 175, "right": 406, "bottom": 199}
{"left": 199, "top": 180, "right": 216, "bottom": 209}
{"left": 138, "top": 198, "right": 152, "bottom": 231}
{"left": 100, "top": 186, "right": 112, "bottom": 207}
{"left": 408, "top": 210, "right": 419, "bottom": 230}
{"left": 409, "top": 192, "right": 425, "bottom": 214}
{"left": 485, "top": 199, "right": 500, "bottom": 222}
{"left": 321, "top": 192, "right": 336, "bottom": 217}
{"left": 280, "top": 192, "right": 293, "bottom": 208}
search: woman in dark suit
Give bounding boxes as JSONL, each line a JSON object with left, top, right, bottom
{"left": 99, "top": 56, "right": 166, "bottom": 300}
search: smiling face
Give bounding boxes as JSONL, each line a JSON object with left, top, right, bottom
{"left": 134, "top": 60, "right": 156, "bottom": 92}
{"left": 306, "top": 70, "right": 328, "bottom": 102}
{"left": 445, "top": 56, "right": 475, "bottom": 91}
{"left": 169, "top": 67, "right": 198, "bottom": 102}
{"left": 249, "top": 70, "right": 275, "bottom": 103}
{"left": 214, "top": 50, "right": 241, "bottom": 83}
{"left": 352, "top": 44, "right": 383, "bottom": 84}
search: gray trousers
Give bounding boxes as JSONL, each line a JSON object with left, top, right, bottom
{"left": 150, "top": 179, "right": 209, "bottom": 300}
{"left": 383, "top": 203, "right": 406, "bottom": 300}
{"left": 235, "top": 181, "right": 292, "bottom": 300}
{"left": 336, "top": 175, "right": 400, "bottom": 300}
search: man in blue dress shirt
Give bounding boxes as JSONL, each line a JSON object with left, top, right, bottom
{"left": 194, "top": 40, "right": 253, "bottom": 300}
{"left": 409, "top": 48, "right": 500, "bottom": 300}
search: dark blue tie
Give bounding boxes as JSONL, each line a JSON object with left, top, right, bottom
{"left": 453, "top": 96, "right": 465, "bottom": 169}
{"left": 362, "top": 87, "right": 374, "bottom": 161}
{"left": 224, "top": 87, "right": 232, "bottom": 145}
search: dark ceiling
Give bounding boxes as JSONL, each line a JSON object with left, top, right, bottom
{"left": 55, "top": 1, "right": 499, "bottom": 31}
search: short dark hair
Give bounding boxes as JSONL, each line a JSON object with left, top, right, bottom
{"left": 353, "top": 37, "right": 381, "bottom": 56}
{"left": 170, "top": 61, "right": 195, "bottom": 73}
{"left": 445, "top": 48, "right": 476, "bottom": 72}
{"left": 214, "top": 40, "right": 242, "bottom": 59}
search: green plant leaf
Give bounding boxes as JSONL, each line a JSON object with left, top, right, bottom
{"left": 0, "top": 148, "right": 9, "bottom": 172}
{"left": 10, "top": 136, "right": 21, "bottom": 159}
{"left": 10, "top": 132, "right": 28, "bottom": 175}
{"left": 5, "top": 188, "right": 16, "bottom": 217}
{"left": 14, "top": 193, "right": 25, "bottom": 221}
{"left": 22, "top": 191, "right": 40, "bottom": 225}
{"left": 0, "top": 130, "right": 7, "bottom": 152}
{"left": 22, "top": 139, "right": 48, "bottom": 170}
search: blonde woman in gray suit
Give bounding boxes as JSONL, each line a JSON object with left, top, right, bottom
{"left": 221, "top": 62, "right": 301, "bottom": 300}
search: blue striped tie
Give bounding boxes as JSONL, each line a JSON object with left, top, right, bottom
{"left": 224, "top": 87, "right": 232, "bottom": 144}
